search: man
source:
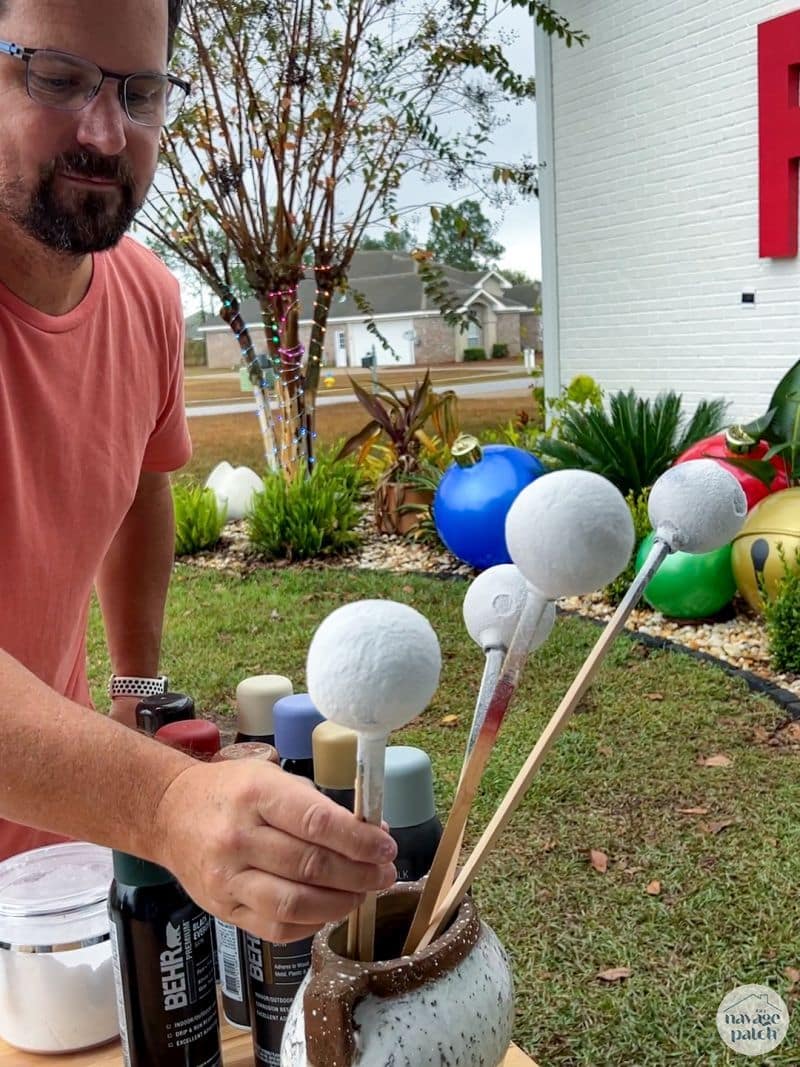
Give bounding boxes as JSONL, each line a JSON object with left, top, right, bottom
{"left": 0, "top": 0, "right": 396, "bottom": 944}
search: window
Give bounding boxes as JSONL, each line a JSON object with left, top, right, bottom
{"left": 336, "top": 330, "right": 346, "bottom": 351}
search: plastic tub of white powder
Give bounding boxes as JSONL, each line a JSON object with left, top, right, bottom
{"left": 0, "top": 841, "right": 119, "bottom": 1053}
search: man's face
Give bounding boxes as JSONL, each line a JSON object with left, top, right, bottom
{"left": 0, "top": 0, "right": 167, "bottom": 255}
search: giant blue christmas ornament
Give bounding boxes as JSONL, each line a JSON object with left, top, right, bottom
{"left": 433, "top": 436, "right": 547, "bottom": 569}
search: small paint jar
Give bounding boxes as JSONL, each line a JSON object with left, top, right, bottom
{"left": 0, "top": 842, "right": 118, "bottom": 1054}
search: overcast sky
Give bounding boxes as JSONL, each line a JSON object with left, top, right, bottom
{"left": 144, "top": 5, "right": 542, "bottom": 314}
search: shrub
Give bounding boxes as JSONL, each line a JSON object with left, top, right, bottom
{"left": 463, "top": 347, "right": 486, "bottom": 362}
{"left": 480, "top": 407, "right": 544, "bottom": 450}
{"left": 603, "top": 489, "right": 652, "bottom": 605}
{"left": 173, "top": 483, "right": 227, "bottom": 556}
{"left": 763, "top": 546, "right": 800, "bottom": 672}
{"left": 246, "top": 455, "right": 362, "bottom": 561}
{"left": 491, "top": 343, "right": 509, "bottom": 360}
{"left": 536, "top": 389, "right": 728, "bottom": 497}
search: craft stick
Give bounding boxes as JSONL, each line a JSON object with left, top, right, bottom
{"left": 402, "top": 592, "right": 550, "bottom": 955}
{"left": 416, "top": 539, "right": 670, "bottom": 951}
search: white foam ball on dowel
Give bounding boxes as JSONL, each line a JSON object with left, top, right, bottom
{"left": 463, "top": 565, "right": 556, "bottom": 651}
{"left": 307, "top": 600, "right": 441, "bottom": 737}
{"left": 505, "top": 470, "right": 635, "bottom": 599}
{"left": 648, "top": 459, "right": 747, "bottom": 554}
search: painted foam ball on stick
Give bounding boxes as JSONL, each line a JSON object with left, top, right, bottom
{"left": 306, "top": 600, "right": 441, "bottom": 737}
{"left": 504, "top": 470, "right": 635, "bottom": 598}
{"left": 433, "top": 439, "right": 548, "bottom": 570}
{"left": 636, "top": 532, "right": 736, "bottom": 618}
{"left": 463, "top": 564, "right": 556, "bottom": 651}
{"left": 647, "top": 459, "right": 747, "bottom": 554}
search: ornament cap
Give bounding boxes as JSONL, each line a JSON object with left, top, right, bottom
{"left": 451, "top": 433, "right": 482, "bottom": 467}
{"left": 725, "top": 425, "right": 758, "bottom": 455}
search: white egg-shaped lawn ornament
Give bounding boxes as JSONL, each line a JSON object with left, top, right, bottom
{"left": 220, "top": 466, "right": 264, "bottom": 522}
{"left": 205, "top": 460, "right": 234, "bottom": 497}
{"left": 463, "top": 564, "right": 555, "bottom": 652}
{"left": 648, "top": 458, "right": 747, "bottom": 554}
{"left": 505, "top": 470, "right": 635, "bottom": 599}
{"left": 307, "top": 600, "right": 441, "bottom": 737}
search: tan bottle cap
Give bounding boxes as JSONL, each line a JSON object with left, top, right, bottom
{"left": 235, "top": 674, "right": 293, "bottom": 736}
{"left": 213, "top": 742, "right": 280, "bottom": 765}
{"left": 312, "top": 721, "right": 358, "bottom": 790}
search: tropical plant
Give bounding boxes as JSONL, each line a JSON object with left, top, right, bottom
{"left": 763, "top": 546, "right": 800, "bottom": 671}
{"left": 172, "top": 482, "right": 228, "bottom": 555}
{"left": 727, "top": 358, "right": 800, "bottom": 487}
{"left": 480, "top": 407, "right": 544, "bottom": 449}
{"left": 543, "top": 373, "right": 604, "bottom": 435}
{"left": 246, "top": 454, "right": 362, "bottom": 561}
{"left": 536, "top": 389, "right": 729, "bottom": 497}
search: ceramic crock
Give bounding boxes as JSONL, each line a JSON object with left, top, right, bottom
{"left": 280, "top": 880, "right": 514, "bottom": 1066}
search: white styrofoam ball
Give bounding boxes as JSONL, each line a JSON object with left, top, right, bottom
{"left": 205, "top": 461, "right": 234, "bottom": 495}
{"left": 306, "top": 600, "right": 441, "bottom": 736}
{"left": 463, "top": 565, "right": 555, "bottom": 651}
{"left": 648, "top": 459, "right": 747, "bottom": 554}
{"left": 505, "top": 470, "right": 635, "bottom": 598}
{"left": 219, "top": 466, "right": 264, "bottom": 521}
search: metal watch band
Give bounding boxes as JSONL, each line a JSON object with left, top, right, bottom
{"left": 108, "top": 675, "right": 169, "bottom": 699}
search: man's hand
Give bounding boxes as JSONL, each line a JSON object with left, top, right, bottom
{"left": 154, "top": 758, "right": 398, "bottom": 943}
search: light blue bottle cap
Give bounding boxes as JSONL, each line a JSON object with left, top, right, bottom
{"left": 383, "top": 746, "right": 437, "bottom": 829}
{"left": 273, "top": 693, "right": 325, "bottom": 759}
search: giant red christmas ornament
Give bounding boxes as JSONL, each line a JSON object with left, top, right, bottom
{"left": 673, "top": 431, "right": 789, "bottom": 510}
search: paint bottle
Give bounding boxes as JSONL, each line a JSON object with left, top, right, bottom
{"left": 235, "top": 675, "right": 293, "bottom": 746}
{"left": 312, "top": 720, "right": 358, "bottom": 811}
{"left": 108, "top": 852, "right": 221, "bottom": 1067}
{"left": 135, "top": 692, "right": 195, "bottom": 736}
{"left": 273, "top": 694, "right": 325, "bottom": 780}
{"left": 245, "top": 694, "right": 324, "bottom": 1063}
{"left": 209, "top": 742, "right": 280, "bottom": 1030}
{"left": 384, "top": 746, "right": 443, "bottom": 882}
{"left": 154, "top": 719, "right": 221, "bottom": 761}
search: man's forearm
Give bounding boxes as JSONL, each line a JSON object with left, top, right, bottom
{"left": 0, "top": 648, "right": 192, "bottom": 863}
{"left": 96, "top": 470, "right": 176, "bottom": 679}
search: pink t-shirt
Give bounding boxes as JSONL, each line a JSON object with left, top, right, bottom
{"left": 0, "top": 236, "right": 192, "bottom": 861}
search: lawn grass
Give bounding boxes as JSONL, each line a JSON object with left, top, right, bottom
{"left": 87, "top": 566, "right": 800, "bottom": 1065}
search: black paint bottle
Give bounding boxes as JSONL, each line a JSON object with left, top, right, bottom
{"left": 108, "top": 852, "right": 221, "bottom": 1067}
{"left": 245, "top": 693, "right": 324, "bottom": 1064}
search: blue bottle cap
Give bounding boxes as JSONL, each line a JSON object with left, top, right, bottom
{"left": 383, "top": 746, "right": 437, "bottom": 829}
{"left": 273, "top": 693, "right": 325, "bottom": 760}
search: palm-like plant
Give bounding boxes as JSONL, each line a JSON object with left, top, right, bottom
{"left": 536, "top": 389, "right": 728, "bottom": 496}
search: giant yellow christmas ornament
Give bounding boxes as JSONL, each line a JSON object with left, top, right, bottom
{"left": 731, "top": 488, "right": 800, "bottom": 612}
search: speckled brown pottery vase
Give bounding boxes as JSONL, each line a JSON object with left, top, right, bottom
{"left": 280, "top": 879, "right": 514, "bottom": 1067}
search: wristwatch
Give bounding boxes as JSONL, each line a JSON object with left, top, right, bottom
{"left": 108, "top": 675, "right": 169, "bottom": 700}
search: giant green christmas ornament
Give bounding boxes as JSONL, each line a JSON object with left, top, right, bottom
{"left": 635, "top": 532, "right": 736, "bottom": 618}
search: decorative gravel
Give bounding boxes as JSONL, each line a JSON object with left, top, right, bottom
{"left": 184, "top": 518, "right": 800, "bottom": 699}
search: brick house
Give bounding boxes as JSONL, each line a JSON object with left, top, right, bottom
{"left": 194, "top": 250, "right": 540, "bottom": 369}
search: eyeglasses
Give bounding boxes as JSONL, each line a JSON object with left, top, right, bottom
{"left": 0, "top": 41, "right": 190, "bottom": 127}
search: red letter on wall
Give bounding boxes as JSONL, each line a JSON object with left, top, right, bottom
{"left": 760, "top": 10, "right": 800, "bottom": 257}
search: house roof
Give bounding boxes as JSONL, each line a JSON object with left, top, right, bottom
{"left": 196, "top": 250, "right": 540, "bottom": 331}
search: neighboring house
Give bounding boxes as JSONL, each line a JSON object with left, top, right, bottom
{"left": 535, "top": 1, "right": 800, "bottom": 423}
{"left": 194, "top": 251, "right": 541, "bottom": 369}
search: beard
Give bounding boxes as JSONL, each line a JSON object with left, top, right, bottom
{"left": 5, "top": 150, "right": 142, "bottom": 255}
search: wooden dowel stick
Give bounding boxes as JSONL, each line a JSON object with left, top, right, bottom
{"left": 415, "top": 540, "right": 670, "bottom": 951}
{"left": 403, "top": 593, "right": 549, "bottom": 955}
{"left": 347, "top": 734, "right": 386, "bottom": 962}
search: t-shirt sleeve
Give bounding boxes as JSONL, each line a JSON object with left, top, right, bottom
{"left": 142, "top": 290, "right": 193, "bottom": 473}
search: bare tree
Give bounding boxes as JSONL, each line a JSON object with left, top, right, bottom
{"left": 139, "top": 0, "right": 584, "bottom": 477}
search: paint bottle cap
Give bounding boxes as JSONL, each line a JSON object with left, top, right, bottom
{"left": 273, "top": 694, "right": 325, "bottom": 760}
{"left": 155, "top": 719, "right": 221, "bottom": 761}
{"left": 236, "top": 675, "right": 293, "bottom": 737}
{"left": 135, "top": 692, "right": 195, "bottom": 735}
{"left": 213, "top": 742, "right": 280, "bottom": 765}
{"left": 383, "top": 746, "right": 437, "bottom": 829}
{"left": 312, "top": 722, "right": 358, "bottom": 790}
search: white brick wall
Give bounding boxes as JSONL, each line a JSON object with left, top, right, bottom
{"left": 547, "top": 0, "right": 800, "bottom": 423}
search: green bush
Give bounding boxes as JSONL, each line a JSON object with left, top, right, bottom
{"left": 246, "top": 455, "right": 362, "bottom": 561}
{"left": 537, "top": 389, "right": 728, "bottom": 497}
{"left": 763, "top": 546, "right": 800, "bottom": 671}
{"left": 491, "top": 343, "right": 509, "bottom": 360}
{"left": 463, "top": 347, "right": 487, "bottom": 362}
{"left": 173, "top": 483, "right": 227, "bottom": 556}
{"left": 603, "top": 489, "right": 652, "bottom": 605}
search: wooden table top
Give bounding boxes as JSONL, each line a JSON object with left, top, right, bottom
{"left": 0, "top": 1027, "right": 539, "bottom": 1065}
